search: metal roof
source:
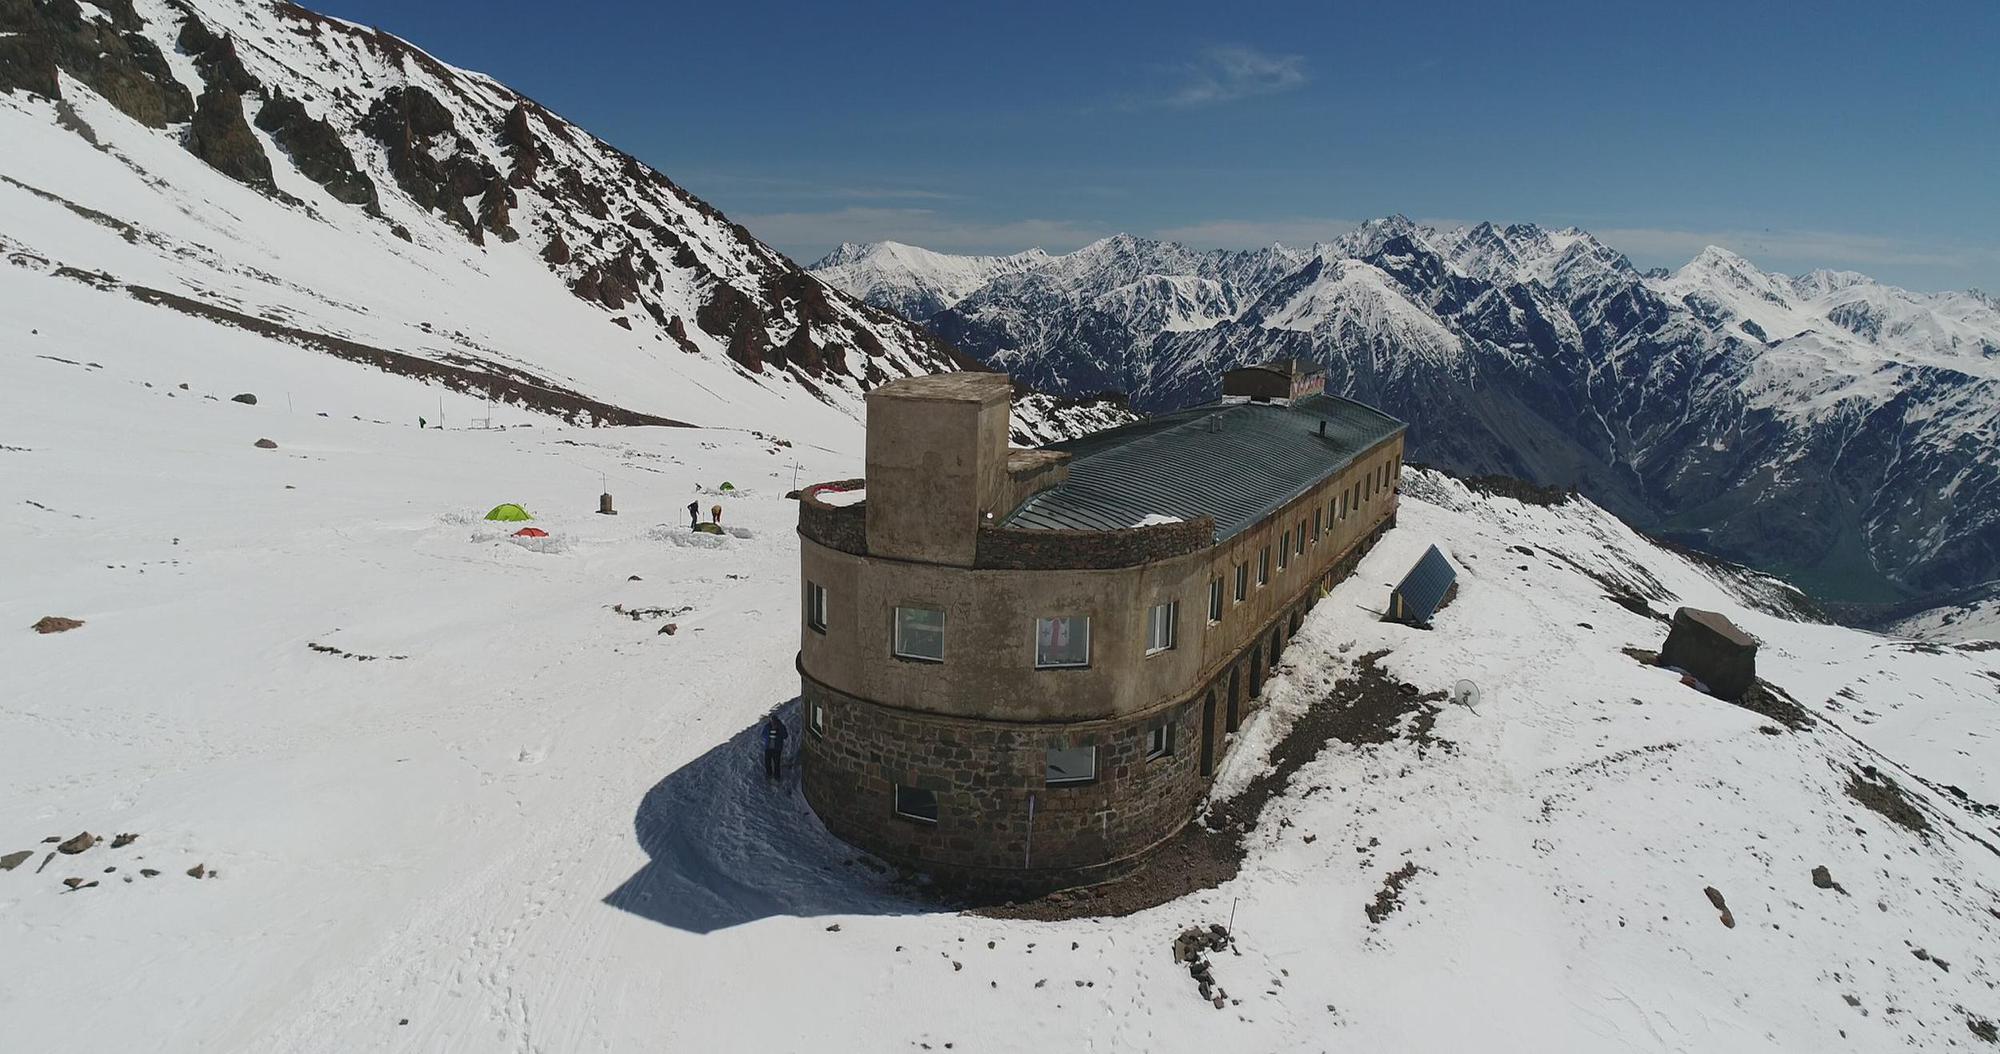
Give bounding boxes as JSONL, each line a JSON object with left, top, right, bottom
{"left": 1001, "top": 393, "right": 1405, "bottom": 541}
{"left": 1390, "top": 545, "right": 1457, "bottom": 625}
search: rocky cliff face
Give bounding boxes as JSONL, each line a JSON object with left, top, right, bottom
{"left": 816, "top": 221, "right": 2000, "bottom": 604}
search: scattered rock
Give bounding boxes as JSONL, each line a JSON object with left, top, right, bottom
{"left": 188, "top": 863, "right": 206, "bottom": 879}
{"left": 1811, "top": 865, "right": 1845, "bottom": 893}
{"left": 232, "top": 392, "right": 257, "bottom": 405}
{"left": 1366, "top": 862, "right": 1421, "bottom": 923}
{"left": 659, "top": 623, "right": 678, "bottom": 636}
{"left": 31, "top": 616, "right": 84, "bottom": 634}
{"left": 62, "top": 877, "right": 87, "bottom": 889}
{"left": 0, "top": 850, "right": 33, "bottom": 871}
{"left": 398, "top": 1019, "right": 409, "bottom": 1027}
{"left": 627, "top": 575, "right": 642, "bottom": 581}
{"left": 1845, "top": 767, "right": 1931, "bottom": 836}
{"left": 825, "top": 923, "right": 841, "bottom": 932}
{"left": 35, "top": 852, "right": 54, "bottom": 873}
{"left": 41, "top": 835, "right": 61, "bottom": 843}
{"left": 1704, "top": 886, "right": 1735, "bottom": 928}
{"left": 1969, "top": 1013, "right": 1997, "bottom": 1044}
{"left": 57, "top": 832, "right": 97, "bottom": 855}
{"left": 951, "top": 961, "right": 961, "bottom": 972}
{"left": 111, "top": 833, "right": 138, "bottom": 848}
{"left": 140, "top": 868, "right": 160, "bottom": 878}
{"left": 254, "top": 438, "right": 278, "bottom": 449}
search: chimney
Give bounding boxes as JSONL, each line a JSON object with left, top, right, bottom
{"left": 863, "top": 372, "right": 1014, "bottom": 568}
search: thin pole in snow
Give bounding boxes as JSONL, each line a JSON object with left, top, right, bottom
{"left": 1228, "top": 897, "right": 1237, "bottom": 935}
{"left": 287, "top": 391, "right": 293, "bottom": 413}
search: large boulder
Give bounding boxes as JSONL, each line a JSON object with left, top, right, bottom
{"left": 1660, "top": 607, "right": 1758, "bottom": 701}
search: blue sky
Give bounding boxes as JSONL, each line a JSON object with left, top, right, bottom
{"left": 323, "top": 0, "right": 1998, "bottom": 291}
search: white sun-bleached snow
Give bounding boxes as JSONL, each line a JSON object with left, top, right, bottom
{"left": 4, "top": 287, "right": 1998, "bottom": 1050}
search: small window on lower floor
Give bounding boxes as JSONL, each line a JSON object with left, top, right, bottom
{"left": 893, "top": 784, "right": 937, "bottom": 823}
{"left": 810, "top": 701, "right": 826, "bottom": 737}
{"left": 1146, "top": 723, "right": 1172, "bottom": 760}
{"left": 1046, "top": 745, "right": 1097, "bottom": 785}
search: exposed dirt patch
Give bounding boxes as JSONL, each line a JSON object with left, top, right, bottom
{"left": 1737, "top": 680, "right": 1814, "bottom": 731}
{"left": 31, "top": 616, "right": 85, "bottom": 634}
{"left": 1955, "top": 639, "right": 2000, "bottom": 653}
{"left": 308, "top": 642, "right": 407, "bottom": 662}
{"left": 611, "top": 603, "right": 693, "bottom": 622}
{"left": 1365, "top": 861, "right": 1421, "bottom": 924}
{"left": 982, "top": 650, "right": 1446, "bottom": 921}
{"left": 1846, "top": 766, "right": 1932, "bottom": 836}
{"left": 1967, "top": 1011, "right": 1997, "bottom": 1044}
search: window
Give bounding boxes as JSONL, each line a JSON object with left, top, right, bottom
{"left": 1146, "top": 723, "right": 1173, "bottom": 760}
{"left": 1235, "top": 562, "right": 1249, "bottom": 602}
{"left": 804, "top": 581, "right": 828, "bottom": 633}
{"left": 1258, "top": 546, "right": 1271, "bottom": 585}
{"left": 1279, "top": 530, "right": 1290, "bottom": 569}
{"left": 894, "top": 784, "right": 937, "bottom": 823}
{"left": 893, "top": 606, "right": 945, "bottom": 662}
{"left": 1035, "top": 615, "right": 1090, "bottom": 668}
{"left": 1297, "top": 520, "right": 1307, "bottom": 556}
{"left": 810, "top": 701, "right": 826, "bottom": 737}
{"left": 1208, "top": 578, "right": 1224, "bottom": 623}
{"left": 1313, "top": 508, "right": 1322, "bottom": 540}
{"left": 1146, "top": 601, "right": 1178, "bottom": 654}
{"left": 1046, "top": 745, "right": 1097, "bottom": 785}
{"left": 1340, "top": 491, "right": 1348, "bottom": 520}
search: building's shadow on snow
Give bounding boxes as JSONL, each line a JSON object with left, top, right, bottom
{"left": 605, "top": 698, "right": 933, "bottom": 934}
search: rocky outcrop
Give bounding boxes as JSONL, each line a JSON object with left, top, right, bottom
{"left": 0, "top": 0, "right": 193, "bottom": 126}
{"left": 500, "top": 100, "right": 541, "bottom": 188}
{"left": 254, "top": 88, "right": 377, "bottom": 208}
{"left": 176, "top": 12, "right": 257, "bottom": 94}
{"left": 541, "top": 230, "right": 571, "bottom": 265}
{"left": 186, "top": 83, "right": 278, "bottom": 194}
{"left": 361, "top": 85, "right": 492, "bottom": 242}
{"left": 477, "top": 175, "right": 517, "bottom": 241}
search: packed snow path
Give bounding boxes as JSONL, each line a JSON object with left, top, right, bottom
{"left": 3, "top": 333, "right": 1999, "bottom": 1050}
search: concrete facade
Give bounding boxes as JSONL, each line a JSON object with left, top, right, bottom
{"left": 797, "top": 371, "right": 1404, "bottom": 891}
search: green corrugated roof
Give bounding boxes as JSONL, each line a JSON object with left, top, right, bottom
{"left": 1002, "top": 394, "right": 1405, "bottom": 541}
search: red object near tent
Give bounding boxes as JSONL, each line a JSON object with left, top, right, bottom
{"left": 513, "top": 527, "right": 549, "bottom": 538}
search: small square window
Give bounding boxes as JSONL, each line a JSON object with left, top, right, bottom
{"left": 804, "top": 581, "right": 828, "bottom": 633}
{"left": 1146, "top": 601, "right": 1177, "bottom": 654}
{"left": 894, "top": 606, "right": 945, "bottom": 661}
{"left": 1146, "top": 723, "right": 1172, "bottom": 760}
{"left": 1035, "top": 615, "right": 1090, "bottom": 668}
{"left": 1046, "top": 745, "right": 1097, "bottom": 785}
{"left": 893, "top": 784, "right": 937, "bottom": 823}
{"left": 810, "top": 701, "right": 826, "bottom": 737}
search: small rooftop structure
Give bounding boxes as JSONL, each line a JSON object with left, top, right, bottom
{"left": 1001, "top": 392, "right": 1404, "bottom": 541}
{"left": 1388, "top": 544, "right": 1458, "bottom": 625}
{"left": 1223, "top": 358, "right": 1326, "bottom": 402}
{"left": 1660, "top": 607, "right": 1759, "bottom": 700}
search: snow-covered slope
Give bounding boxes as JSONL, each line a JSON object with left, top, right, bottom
{"left": 808, "top": 240, "right": 1049, "bottom": 321}
{"left": 4, "top": 305, "right": 1998, "bottom": 1049}
{"left": 822, "top": 221, "right": 2000, "bottom": 606}
{"left": 1888, "top": 581, "right": 2000, "bottom": 644}
{"left": 0, "top": 0, "right": 1120, "bottom": 446}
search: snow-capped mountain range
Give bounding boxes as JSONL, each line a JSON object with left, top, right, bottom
{"left": 0, "top": 0, "right": 1116, "bottom": 442}
{"left": 813, "top": 223, "right": 2000, "bottom": 609}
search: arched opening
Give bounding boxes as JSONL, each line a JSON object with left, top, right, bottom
{"left": 1199, "top": 691, "right": 1217, "bottom": 777}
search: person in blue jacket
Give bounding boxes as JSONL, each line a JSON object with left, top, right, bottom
{"left": 762, "top": 714, "right": 788, "bottom": 781}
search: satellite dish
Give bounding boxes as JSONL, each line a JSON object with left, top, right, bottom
{"left": 1451, "top": 679, "right": 1482, "bottom": 713}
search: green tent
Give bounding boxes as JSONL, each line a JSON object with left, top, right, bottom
{"left": 484, "top": 503, "right": 532, "bottom": 522}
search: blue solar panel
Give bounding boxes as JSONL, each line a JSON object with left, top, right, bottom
{"left": 1390, "top": 545, "right": 1457, "bottom": 625}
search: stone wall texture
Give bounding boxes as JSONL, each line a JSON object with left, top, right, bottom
{"left": 800, "top": 512, "right": 1395, "bottom": 892}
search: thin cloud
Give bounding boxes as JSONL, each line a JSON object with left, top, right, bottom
{"left": 736, "top": 206, "right": 1107, "bottom": 259}
{"left": 1168, "top": 45, "right": 1309, "bottom": 106}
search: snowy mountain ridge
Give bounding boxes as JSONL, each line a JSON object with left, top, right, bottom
{"left": 0, "top": 0, "right": 1120, "bottom": 444}
{"left": 814, "top": 222, "right": 2000, "bottom": 607}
